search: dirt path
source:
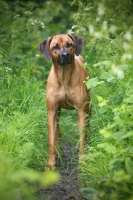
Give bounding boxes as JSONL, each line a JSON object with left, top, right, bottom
{"left": 37, "top": 142, "right": 83, "bottom": 200}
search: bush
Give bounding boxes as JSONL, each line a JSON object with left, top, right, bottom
{"left": 72, "top": 0, "right": 133, "bottom": 199}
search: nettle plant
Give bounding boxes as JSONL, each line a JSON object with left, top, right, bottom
{"left": 71, "top": 0, "right": 133, "bottom": 199}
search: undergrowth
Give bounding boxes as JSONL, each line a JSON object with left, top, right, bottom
{"left": 72, "top": 0, "right": 133, "bottom": 199}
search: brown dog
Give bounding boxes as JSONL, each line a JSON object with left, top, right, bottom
{"left": 38, "top": 34, "right": 90, "bottom": 169}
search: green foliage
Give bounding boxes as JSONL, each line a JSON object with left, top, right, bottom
{"left": 73, "top": 0, "right": 133, "bottom": 199}
{"left": 0, "top": 153, "right": 60, "bottom": 200}
{"left": 80, "top": 187, "right": 98, "bottom": 200}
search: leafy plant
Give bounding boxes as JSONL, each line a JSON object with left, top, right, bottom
{"left": 72, "top": 0, "right": 133, "bottom": 199}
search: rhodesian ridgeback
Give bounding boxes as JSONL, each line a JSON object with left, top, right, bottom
{"left": 38, "top": 34, "right": 90, "bottom": 169}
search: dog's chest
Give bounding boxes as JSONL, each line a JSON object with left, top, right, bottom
{"left": 57, "top": 84, "right": 83, "bottom": 109}
{"left": 59, "top": 85, "right": 75, "bottom": 100}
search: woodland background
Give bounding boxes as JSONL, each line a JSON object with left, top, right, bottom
{"left": 0, "top": 0, "right": 133, "bottom": 199}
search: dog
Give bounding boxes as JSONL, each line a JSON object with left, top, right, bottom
{"left": 38, "top": 34, "right": 90, "bottom": 169}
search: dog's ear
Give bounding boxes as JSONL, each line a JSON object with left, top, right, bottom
{"left": 38, "top": 37, "right": 52, "bottom": 60}
{"left": 68, "top": 34, "right": 84, "bottom": 56}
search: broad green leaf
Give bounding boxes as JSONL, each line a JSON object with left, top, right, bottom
{"left": 100, "top": 72, "right": 115, "bottom": 82}
{"left": 97, "top": 96, "right": 108, "bottom": 107}
{"left": 121, "top": 131, "right": 133, "bottom": 139}
{"left": 125, "top": 157, "right": 133, "bottom": 176}
{"left": 99, "top": 106, "right": 108, "bottom": 114}
{"left": 124, "top": 95, "right": 133, "bottom": 103}
{"left": 80, "top": 187, "right": 98, "bottom": 200}
{"left": 100, "top": 128, "right": 113, "bottom": 138}
{"left": 113, "top": 170, "right": 130, "bottom": 183}
{"left": 97, "top": 96, "right": 103, "bottom": 102}
{"left": 86, "top": 77, "right": 99, "bottom": 89}
{"left": 114, "top": 132, "right": 125, "bottom": 138}
{"left": 97, "top": 143, "right": 116, "bottom": 154}
{"left": 128, "top": 147, "right": 133, "bottom": 153}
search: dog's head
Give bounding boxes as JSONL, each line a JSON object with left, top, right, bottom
{"left": 38, "top": 34, "right": 84, "bottom": 66}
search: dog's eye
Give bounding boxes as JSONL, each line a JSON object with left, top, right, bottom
{"left": 66, "top": 42, "right": 72, "bottom": 48}
{"left": 52, "top": 44, "right": 59, "bottom": 51}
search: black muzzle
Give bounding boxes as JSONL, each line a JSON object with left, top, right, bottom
{"left": 58, "top": 50, "right": 72, "bottom": 66}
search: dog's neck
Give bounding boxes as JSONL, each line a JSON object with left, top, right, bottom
{"left": 54, "top": 61, "right": 75, "bottom": 87}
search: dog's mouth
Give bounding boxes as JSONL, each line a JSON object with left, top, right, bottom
{"left": 58, "top": 50, "right": 72, "bottom": 66}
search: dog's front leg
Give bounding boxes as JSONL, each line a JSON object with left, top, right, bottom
{"left": 77, "top": 108, "right": 88, "bottom": 155}
{"left": 47, "top": 109, "right": 58, "bottom": 169}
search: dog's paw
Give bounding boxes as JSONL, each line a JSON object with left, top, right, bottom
{"left": 46, "top": 154, "right": 56, "bottom": 170}
{"left": 45, "top": 164, "right": 56, "bottom": 171}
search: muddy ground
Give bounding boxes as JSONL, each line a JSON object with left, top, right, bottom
{"left": 37, "top": 142, "right": 84, "bottom": 200}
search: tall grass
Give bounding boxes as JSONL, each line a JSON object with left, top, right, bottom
{"left": 0, "top": 1, "right": 64, "bottom": 199}
{"left": 0, "top": 60, "right": 61, "bottom": 198}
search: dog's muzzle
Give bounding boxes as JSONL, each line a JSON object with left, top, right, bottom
{"left": 58, "top": 50, "right": 72, "bottom": 66}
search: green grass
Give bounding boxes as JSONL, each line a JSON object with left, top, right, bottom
{"left": 0, "top": 74, "right": 61, "bottom": 199}
{"left": 0, "top": 74, "right": 48, "bottom": 166}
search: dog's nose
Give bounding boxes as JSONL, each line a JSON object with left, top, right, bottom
{"left": 62, "top": 51, "right": 70, "bottom": 58}
{"left": 59, "top": 50, "right": 72, "bottom": 65}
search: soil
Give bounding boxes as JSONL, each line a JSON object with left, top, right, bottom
{"left": 37, "top": 142, "right": 84, "bottom": 200}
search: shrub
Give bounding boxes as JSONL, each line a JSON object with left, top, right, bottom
{"left": 72, "top": 0, "right": 133, "bottom": 199}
